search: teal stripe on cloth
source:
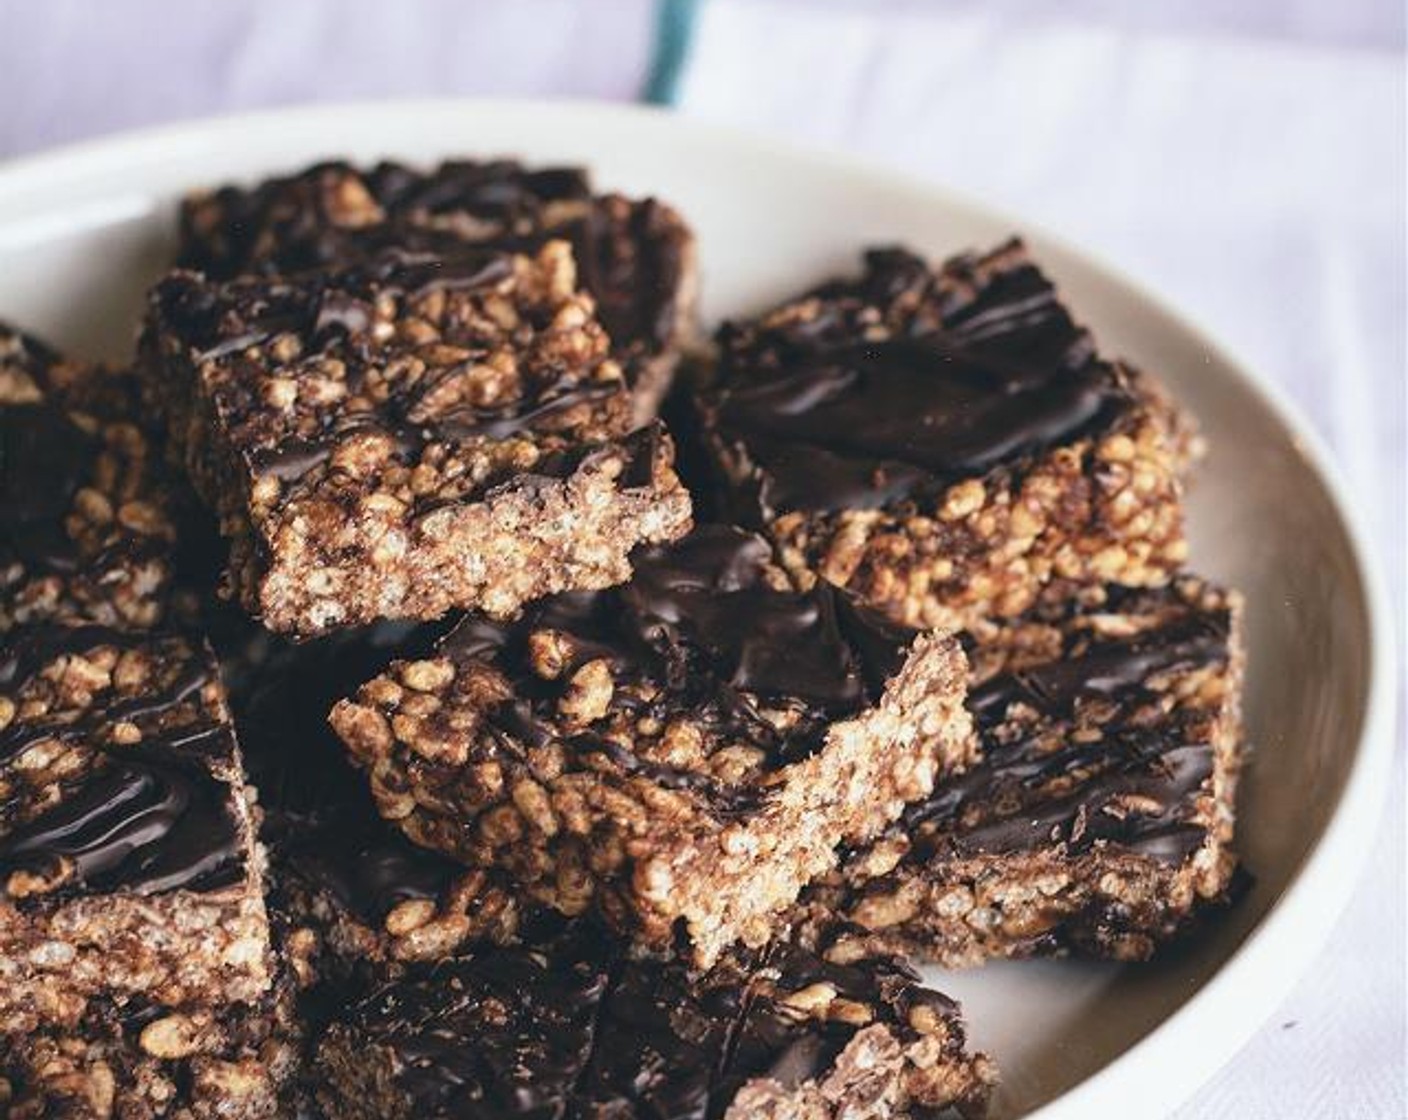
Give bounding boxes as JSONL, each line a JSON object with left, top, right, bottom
{"left": 643, "top": 0, "right": 701, "bottom": 105}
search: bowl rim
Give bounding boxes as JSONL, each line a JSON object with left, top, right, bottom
{"left": 0, "top": 98, "right": 1396, "bottom": 1118}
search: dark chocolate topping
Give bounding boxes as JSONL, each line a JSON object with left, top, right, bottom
{"left": 572, "top": 195, "right": 689, "bottom": 355}
{"left": 179, "top": 160, "right": 589, "bottom": 279}
{"left": 230, "top": 618, "right": 462, "bottom": 920}
{"left": 967, "top": 610, "right": 1231, "bottom": 726}
{"left": 434, "top": 376, "right": 621, "bottom": 445}
{"left": 0, "top": 626, "right": 246, "bottom": 898}
{"left": 620, "top": 527, "right": 877, "bottom": 710}
{"left": 0, "top": 751, "right": 243, "bottom": 895}
{"left": 152, "top": 247, "right": 625, "bottom": 491}
{"left": 332, "top": 922, "right": 946, "bottom": 1120}
{"left": 311, "top": 831, "right": 463, "bottom": 922}
{"left": 340, "top": 921, "right": 612, "bottom": 1118}
{"left": 368, "top": 161, "right": 591, "bottom": 218}
{"left": 710, "top": 246, "right": 1132, "bottom": 514}
{"left": 160, "top": 246, "right": 511, "bottom": 365}
{"left": 0, "top": 403, "right": 96, "bottom": 571}
{"left": 442, "top": 525, "right": 915, "bottom": 786}
{"left": 909, "top": 732, "right": 1215, "bottom": 862}
{"left": 0, "top": 625, "right": 154, "bottom": 724}
{"left": 177, "top": 159, "right": 686, "bottom": 356}
{"left": 244, "top": 374, "right": 620, "bottom": 490}
{"left": 908, "top": 599, "right": 1233, "bottom": 863}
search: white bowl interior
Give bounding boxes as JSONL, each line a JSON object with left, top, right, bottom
{"left": 0, "top": 103, "right": 1385, "bottom": 1119}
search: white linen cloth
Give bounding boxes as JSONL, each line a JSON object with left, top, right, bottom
{"left": 0, "top": 2, "right": 1401, "bottom": 1115}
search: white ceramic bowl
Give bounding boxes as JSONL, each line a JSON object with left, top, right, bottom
{"left": 0, "top": 101, "right": 1393, "bottom": 1119}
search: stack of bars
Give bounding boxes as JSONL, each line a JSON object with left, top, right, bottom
{"left": 0, "top": 156, "right": 1248, "bottom": 1119}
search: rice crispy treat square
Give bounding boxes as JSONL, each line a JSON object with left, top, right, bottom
{"left": 140, "top": 240, "right": 692, "bottom": 636}
{"left": 330, "top": 525, "right": 976, "bottom": 966}
{"left": 0, "top": 624, "right": 272, "bottom": 1030}
{"left": 698, "top": 239, "right": 1196, "bottom": 633}
{"left": 799, "top": 577, "right": 1244, "bottom": 967}
{"left": 176, "top": 158, "right": 698, "bottom": 423}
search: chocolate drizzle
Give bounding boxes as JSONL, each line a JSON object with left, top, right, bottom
{"left": 908, "top": 731, "right": 1215, "bottom": 862}
{"left": 176, "top": 159, "right": 687, "bottom": 357}
{"left": 230, "top": 617, "right": 462, "bottom": 922}
{"left": 0, "top": 751, "right": 243, "bottom": 895}
{"left": 442, "top": 525, "right": 915, "bottom": 789}
{"left": 166, "top": 245, "right": 511, "bottom": 368}
{"left": 0, "top": 625, "right": 153, "bottom": 716}
{"left": 331, "top": 920, "right": 950, "bottom": 1120}
{"left": 907, "top": 594, "right": 1234, "bottom": 863}
{"left": 571, "top": 195, "right": 688, "bottom": 356}
{"left": 0, "top": 626, "right": 245, "bottom": 898}
{"left": 341, "top": 921, "right": 612, "bottom": 1117}
{"left": 0, "top": 403, "right": 97, "bottom": 572}
{"left": 709, "top": 245, "right": 1133, "bottom": 515}
{"left": 369, "top": 161, "right": 591, "bottom": 220}
{"left": 967, "top": 610, "right": 1230, "bottom": 725}
{"left": 153, "top": 247, "right": 627, "bottom": 492}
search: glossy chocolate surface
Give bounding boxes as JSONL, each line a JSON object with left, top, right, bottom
{"left": 906, "top": 587, "right": 1235, "bottom": 863}
{"left": 0, "top": 626, "right": 245, "bottom": 898}
{"left": 231, "top": 617, "right": 461, "bottom": 924}
{"left": 0, "top": 403, "right": 97, "bottom": 574}
{"left": 149, "top": 244, "right": 632, "bottom": 494}
{"left": 177, "top": 159, "right": 688, "bottom": 357}
{"left": 440, "top": 525, "right": 915, "bottom": 785}
{"left": 331, "top": 917, "right": 947, "bottom": 1119}
{"left": 708, "top": 244, "right": 1134, "bottom": 516}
